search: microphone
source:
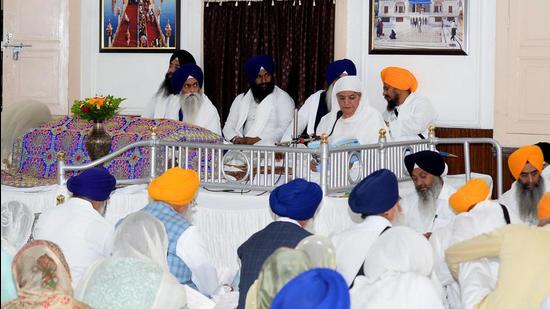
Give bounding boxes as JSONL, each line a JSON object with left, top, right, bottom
{"left": 276, "top": 135, "right": 318, "bottom": 146}
{"left": 327, "top": 111, "right": 344, "bottom": 137}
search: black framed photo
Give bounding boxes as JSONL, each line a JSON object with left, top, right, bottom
{"left": 100, "top": 0, "right": 180, "bottom": 53}
{"left": 369, "top": 0, "right": 468, "bottom": 55}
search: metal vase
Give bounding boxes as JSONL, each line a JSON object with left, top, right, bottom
{"left": 85, "top": 121, "right": 112, "bottom": 161}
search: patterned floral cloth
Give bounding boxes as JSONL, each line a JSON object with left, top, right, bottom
{"left": 1, "top": 240, "right": 91, "bottom": 309}
{"left": 2, "top": 116, "right": 222, "bottom": 187}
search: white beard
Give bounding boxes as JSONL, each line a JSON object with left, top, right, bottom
{"left": 179, "top": 92, "right": 202, "bottom": 123}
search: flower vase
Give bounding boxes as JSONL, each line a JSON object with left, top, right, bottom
{"left": 85, "top": 121, "right": 112, "bottom": 161}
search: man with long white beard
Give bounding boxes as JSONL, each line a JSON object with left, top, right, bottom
{"left": 223, "top": 55, "right": 294, "bottom": 145}
{"left": 170, "top": 64, "right": 221, "bottom": 135}
{"left": 499, "top": 145, "right": 549, "bottom": 224}
{"left": 401, "top": 150, "right": 456, "bottom": 237}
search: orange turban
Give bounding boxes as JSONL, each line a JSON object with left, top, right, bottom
{"left": 538, "top": 192, "right": 550, "bottom": 221}
{"left": 380, "top": 66, "right": 418, "bottom": 92}
{"left": 507, "top": 145, "right": 544, "bottom": 180}
{"left": 148, "top": 168, "right": 199, "bottom": 206}
{"left": 449, "top": 179, "right": 490, "bottom": 214}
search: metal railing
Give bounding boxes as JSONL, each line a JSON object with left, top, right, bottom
{"left": 57, "top": 126, "right": 504, "bottom": 197}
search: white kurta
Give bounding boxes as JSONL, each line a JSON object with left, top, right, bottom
{"left": 142, "top": 92, "right": 221, "bottom": 135}
{"left": 498, "top": 177, "right": 549, "bottom": 224}
{"left": 430, "top": 201, "right": 521, "bottom": 309}
{"left": 141, "top": 90, "right": 175, "bottom": 119}
{"left": 331, "top": 215, "right": 392, "bottom": 286}
{"left": 176, "top": 225, "right": 220, "bottom": 297}
{"left": 401, "top": 182, "right": 457, "bottom": 234}
{"left": 222, "top": 86, "right": 295, "bottom": 145}
{"left": 382, "top": 92, "right": 437, "bottom": 141}
{"left": 316, "top": 103, "right": 388, "bottom": 145}
{"left": 33, "top": 198, "right": 114, "bottom": 288}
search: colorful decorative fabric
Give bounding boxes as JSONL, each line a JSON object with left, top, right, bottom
{"left": 3, "top": 116, "right": 221, "bottom": 187}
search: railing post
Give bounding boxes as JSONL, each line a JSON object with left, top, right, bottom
{"left": 378, "top": 128, "right": 387, "bottom": 168}
{"left": 463, "top": 141, "right": 471, "bottom": 181}
{"left": 149, "top": 126, "right": 158, "bottom": 181}
{"left": 428, "top": 125, "right": 436, "bottom": 151}
{"left": 494, "top": 141, "right": 503, "bottom": 198}
{"left": 292, "top": 108, "right": 299, "bottom": 144}
{"left": 320, "top": 133, "right": 329, "bottom": 196}
{"left": 57, "top": 152, "right": 66, "bottom": 185}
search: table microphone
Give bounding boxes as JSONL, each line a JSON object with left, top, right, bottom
{"left": 327, "top": 111, "right": 344, "bottom": 138}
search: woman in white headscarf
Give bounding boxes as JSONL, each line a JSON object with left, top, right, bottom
{"left": 1, "top": 201, "right": 34, "bottom": 254}
{"left": 75, "top": 212, "right": 190, "bottom": 309}
{"left": 316, "top": 75, "right": 388, "bottom": 146}
{"left": 350, "top": 226, "right": 444, "bottom": 309}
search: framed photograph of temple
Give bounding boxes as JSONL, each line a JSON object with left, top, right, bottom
{"left": 369, "top": 0, "right": 468, "bottom": 55}
{"left": 100, "top": 0, "right": 180, "bottom": 52}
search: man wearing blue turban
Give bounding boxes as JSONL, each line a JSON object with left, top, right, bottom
{"left": 236, "top": 178, "right": 323, "bottom": 308}
{"left": 223, "top": 55, "right": 295, "bottom": 145}
{"left": 163, "top": 63, "right": 222, "bottom": 135}
{"left": 331, "top": 169, "right": 401, "bottom": 287}
{"left": 281, "top": 58, "right": 357, "bottom": 144}
{"left": 33, "top": 167, "right": 117, "bottom": 288}
{"left": 401, "top": 150, "right": 456, "bottom": 236}
{"left": 142, "top": 49, "right": 197, "bottom": 119}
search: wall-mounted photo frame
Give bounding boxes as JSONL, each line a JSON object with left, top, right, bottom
{"left": 100, "top": 0, "right": 180, "bottom": 53}
{"left": 369, "top": 0, "right": 468, "bottom": 55}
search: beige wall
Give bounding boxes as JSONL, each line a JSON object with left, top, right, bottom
{"left": 68, "top": 0, "right": 81, "bottom": 107}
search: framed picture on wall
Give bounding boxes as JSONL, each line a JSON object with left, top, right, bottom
{"left": 369, "top": 0, "right": 468, "bottom": 55}
{"left": 100, "top": 0, "right": 180, "bottom": 53}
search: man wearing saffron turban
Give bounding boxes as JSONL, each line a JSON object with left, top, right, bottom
{"left": 223, "top": 55, "right": 295, "bottom": 145}
{"left": 380, "top": 66, "right": 437, "bottom": 141}
{"left": 498, "top": 145, "right": 549, "bottom": 224}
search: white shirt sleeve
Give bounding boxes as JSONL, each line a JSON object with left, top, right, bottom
{"left": 259, "top": 92, "right": 294, "bottom": 144}
{"left": 222, "top": 94, "right": 244, "bottom": 142}
{"left": 141, "top": 93, "right": 159, "bottom": 118}
{"left": 176, "top": 226, "right": 219, "bottom": 297}
{"left": 388, "top": 96, "right": 436, "bottom": 138}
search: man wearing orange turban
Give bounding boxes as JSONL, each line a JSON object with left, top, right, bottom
{"left": 137, "top": 167, "right": 220, "bottom": 297}
{"left": 380, "top": 66, "right": 437, "bottom": 141}
{"left": 431, "top": 179, "right": 521, "bottom": 309}
{"left": 499, "top": 145, "right": 549, "bottom": 225}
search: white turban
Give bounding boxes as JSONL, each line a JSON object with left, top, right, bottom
{"left": 333, "top": 75, "right": 363, "bottom": 95}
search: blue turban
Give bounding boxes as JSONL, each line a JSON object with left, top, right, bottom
{"left": 404, "top": 150, "right": 445, "bottom": 176}
{"left": 271, "top": 268, "right": 350, "bottom": 309}
{"left": 349, "top": 169, "right": 399, "bottom": 215}
{"left": 270, "top": 178, "right": 322, "bottom": 220}
{"left": 66, "top": 167, "right": 116, "bottom": 201}
{"left": 245, "top": 55, "right": 275, "bottom": 83}
{"left": 169, "top": 49, "right": 196, "bottom": 66}
{"left": 326, "top": 59, "right": 357, "bottom": 85}
{"left": 171, "top": 64, "right": 204, "bottom": 94}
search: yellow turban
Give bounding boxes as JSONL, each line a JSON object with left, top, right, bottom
{"left": 148, "top": 168, "right": 199, "bottom": 206}
{"left": 538, "top": 192, "right": 550, "bottom": 221}
{"left": 380, "top": 66, "right": 418, "bottom": 92}
{"left": 449, "top": 179, "right": 490, "bottom": 214}
{"left": 508, "top": 145, "right": 544, "bottom": 180}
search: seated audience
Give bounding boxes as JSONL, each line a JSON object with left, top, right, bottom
{"left": 535, "top": 141, "right": 550, "bottom": 180}
{"left": 142, "top": 167, "right": 219, "bottom": 297}
{"left": 33, "top": 167, "right": 116, "bottom": 288}
{"left": 223, "top": 55, "right": 294, "bottom": 145}
{"left": 446, "top": 192, "right": 550, "bottom": 309}
{"left": 1, "top": 201, "right": 34, "bottom": 254}
{"left": 401, "top": 150, "right": 456, "bottom": 236}
{"left": 237, "top": 178, "right": 323, "bottom": 309}
{"left": 1, "top": 247, "right": 16, "bottom": 304}
{"left": 271, "top": 268, "right": 350, "bottom": 309}
{"left": 499, "top": 145, "right": 549, "bottom": 224}
{"left": 380, "top": 66, "right": 437, "bottom": 141}
{"left": 350, "top": 226, "right": 445, "bottom": 309}
{"left": 430, "top": 179, "right": 518, "bottom": 309}
{"left": 331, "top": 169, "right": 400, "bottom": 287}
{"left": 2, "top": 240, "right": 91, "bottom": 308}
{"left": 142, "top": 49, "right": 197, "bottom": 119}
{"left": 170, "top": 63, "right": 222, "bottom": 134}
{"left": 281, "top": 59, "right": 357, "bottom": 142}
{"left": 316, "top": 75, "right": 387, "bottom": 145}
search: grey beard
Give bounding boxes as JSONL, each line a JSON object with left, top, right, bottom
{"left": 515, "top": 179, "right": 545, "bottom": 223}
{"left": 417, "top": 177, "right": 443, "bottom": 222}
{"left": 326, "top": 83, "right": 334, "bottom": 112}
{"left": 179, "top": 93, "right": 202, "bottom": 123}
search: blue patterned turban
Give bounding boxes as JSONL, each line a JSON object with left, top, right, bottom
{"left": 348, "top": 169, "right": 399, "bottom": 215}
{"left": 270, "top": 178, "right": 322, "bottom": 220}
{"left": 67, "top": 167, "right": 116, "bottom": 201}
{"left": 171, "top": 64, "right": 204, "bottom": 94}
{"left": 245, "top": 55, "right": 275, "bottom": 83}
{"left": 326, "top": 59, "right": 357, "bottom": 85}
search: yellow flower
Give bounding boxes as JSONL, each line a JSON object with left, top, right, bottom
{"left": 87, "top": 96, "right": 106, "bottom": 108}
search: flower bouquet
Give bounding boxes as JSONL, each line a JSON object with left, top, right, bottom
{"left": 71, "top": 95, "right": 125, "bottom": 122}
